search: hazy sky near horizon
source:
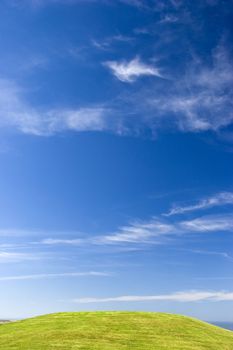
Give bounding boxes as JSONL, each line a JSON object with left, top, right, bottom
{"left": 0, "top": 0, "right": 233, "bottom": 321}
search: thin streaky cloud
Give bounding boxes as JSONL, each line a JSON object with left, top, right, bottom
{"left": 195, "top": 277, "right": 233, "bottom": 280}
{"left": 190, "top": 250, "right": 233, "bottom": 261}
{"left": 40, "top": 214, "right": 233, "bottom": 247}
{"left": 12, "top": 0, "right": 151, "bottom": 9}
{"left": 39, "top": 220, "right": 175, "bottom": 246}
{"left": 180, "top": 215, "right": 233, "bottom": 232}
{"left": 0, "top": 252, "right": 41, "bottom": 263}
{"left": 104, "top": 57, "right": 162, "bottom": 83}
{"left": 0, "top": 79, "right": 112, "bottom": 136}
{"left": 0, "top": 271, "right": 110, "bottom": 281}
{"left": 147, "top": 45, "right": 233, "bottom": 133}
{"left": 72, "top": 290, "right": 233, "bottom": 303}
{"left": 1, "top": 214, "right": 232, "bottom": 253}
{"left": 11, "top": 0, "right": 102, "bottom": 7}
{"left": 41, "top": 238, "right": 83, "bottom": 245}
{"left": 119, "top": 0, "right": 146, "bottom": 7}
{"left": 0, "top": 45, "right": 232, "bottom": 137}
{"left": 0, "top": 228, "right": 59, "bottom": 237}
{"left": 39, "top": 220, "right": 174, "bottom": 246}
{"left": 91, "top": 34, "right": 134, "bottom": 51}
{"left": 165, "top": 192, "right": 233, "bottom": 216}
{"left": 96, "top": 220, "right": 174, "bottom": 244}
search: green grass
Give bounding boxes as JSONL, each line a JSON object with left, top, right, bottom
{"left": 0, "top": 312, "right": 233, "bottom": 349}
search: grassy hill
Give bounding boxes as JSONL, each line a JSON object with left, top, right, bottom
{"left": 0, "top": 312, "right": 233, "bottom": 349}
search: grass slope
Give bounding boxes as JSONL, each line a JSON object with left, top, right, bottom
{"left": 0, "top": 312, "right": 233, "bottom": 349}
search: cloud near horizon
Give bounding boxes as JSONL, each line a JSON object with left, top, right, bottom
{"left": 72, "top": 290, "right": 233, "bottom": 303}
{"left": 0, "top": 271, "right": 110, "bottom": 281}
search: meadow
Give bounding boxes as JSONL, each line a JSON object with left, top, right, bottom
{"left": 0, "top": 312, "right": 233, "bottom": 349}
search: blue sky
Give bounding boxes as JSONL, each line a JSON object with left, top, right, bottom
{"left": 0, "top": 0, "right": 233, "bottom": 322}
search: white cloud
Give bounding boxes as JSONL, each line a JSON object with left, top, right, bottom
{"left": 0, "top": 271, "right": 109, "bottom": 281}
{"left": 91, "top": 34, "right": 133, "bottom": 51}
{"left": 159, "top": 14, "right": 179, "bottom": 23}
{"left": 0, "top": 79, "right": 110, "bottom": 136}
{"left": 0, "top": 252, "right": 40, "bottom": 263}
{"left": 57, "top": 107, "right": 108, "bottom": 132}
{"left": 41, "top": 238, "right": 83, "bottom": 245}
{"left": 0, "top": 228, "right": 34, "bottom": 237}
{"left": 104, "top": 215, "right": 233, "bottom": 244}
{"left": 180, "top": 215, "right": 233, "bottom": 232}
{"left": 96, "top": 220, "right": 174, "bottom": 244}
{"left": 0, "top": 46, "right": 232, "bottom": 137}
{"left": 40, "top": 214, "right": 233, "bottom": 247}
{"left": 40, "top": 219, "right": 176, "bottom": 246}
{"left": 11, "top": 0, "right": 96, "bottom": 7}
{"left": 104, "top": 57, "right": 162, "bottom": 82}
{"left": 190, "top": 249, "right": 233, "bottom": 261}
{"left": 72, "top": 290, "right": 233, "bottom": 303}
{"left": 148, "top": 46, "right": 233, "bottom": 132}
{"left": 165, "top": 192, "right": 233, "bottom": 216}
{"left": 11, "top": 0, "right": 151, "bottom": 9}
{"left": 2, "top": 212, "right": 232, "bottom": 252}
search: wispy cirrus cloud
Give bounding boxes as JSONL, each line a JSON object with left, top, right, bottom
{"left": 0, "top": 79, "right": 112, "bottom": 136}
{"left": 159, "top": 14, "right": 179, "bottom": 23}
{"left": 180, "top": 215, "right": 233, "bottom": 233}
{"left": 165, "top": 192, "right": 233, "bottom": 216}
{"left": 96, "top": 220, "right": 173, "bottom": 244}
{"left": 40, "top": 213, "right": 233, "bottom": 247}
{"left": 71, "top": 290, "right": 233, "bottom": 303}
{"left": 4, "top": 1, "right": 233, "bottom": 137}
{"left": 0, "top": 271, "right": 110, "bottom": 281}
{"left": 1, "top": 209, "right": 232, "bottom": 250}
{"left": 0, "top": 251, "right": 41, "bottom": 263}
{"left": 40, "top": 219, "right": 175, "bottom": 246}
{"left": 10, "top": 0, "right": 152, "bottom": 9}
{"left": 147, "top": 46, "right": 233, "bottom": 132}
{"left": 91, "top": 34, "right": 134, "bottom": 51}
{"left": 10, "top": 0, "right": 100, "bottom": 7}
{"left": 0, "top": 45, "right": 232, "bottom": 137}
{"left": 41, "top": 238, "right": 83, "bottom": 245}
{"left": 104, "top": 57, "right": 162, "bottom": 82}
{"left": 190, "top": 249, "right": 233, "bottom": 262}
